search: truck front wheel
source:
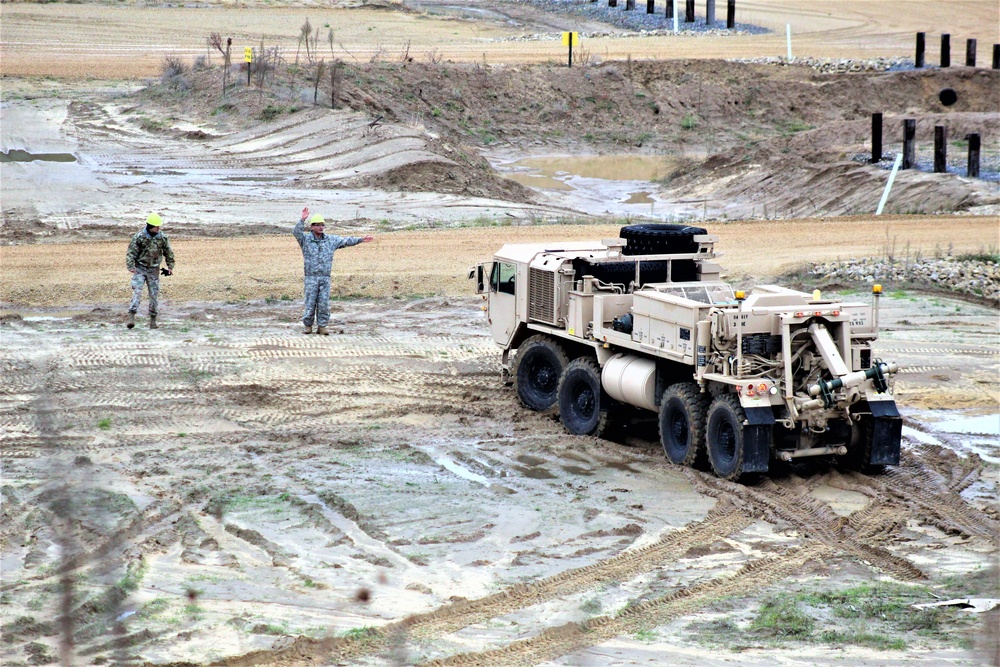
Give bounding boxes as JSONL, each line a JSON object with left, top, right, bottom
{"left": 659, "top": 383, "right": 710, "bottom": 467}
{"left": 558, "top": 358, "right": 610, "bottom": 437}
{"left": 513, "top": 335, "right": 569, "bottom": 412}
{"left": 706, "top": 394, "right": 751, "bottom": 480}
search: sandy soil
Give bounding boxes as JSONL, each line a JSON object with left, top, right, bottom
{"left": 0, "top": 217, "right": 997, "bottom": 306}
{"left": 2, "top": 1, "right": 999, "bottom": 76}
{"left": 1, "top": 2, "right": 999, "bottom": 666}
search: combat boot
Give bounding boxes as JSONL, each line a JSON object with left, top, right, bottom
{"left": 149, "top": 316, "right": 158, "bottom": 330}
{"left": 303, "top": 325, "right": 313, "bottom": 334}
{"left": 126, "top": 312, "right": 135, "bottom": 329}
{"left": 317, "top": 326, "right": 329, "bottom": 336}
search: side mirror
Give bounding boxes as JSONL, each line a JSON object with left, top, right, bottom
{"left": 467, "top": 266, "right": 476, "bottom": 280}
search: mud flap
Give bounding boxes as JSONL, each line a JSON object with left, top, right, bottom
{"left": 870, "top": 416, "right": 902, "bottom": 466}
{"left": 743, "top": 407, "right": 774, "bottom": 473}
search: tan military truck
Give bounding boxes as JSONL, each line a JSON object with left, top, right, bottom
{"left": 471, "top": 224, "right": 901, "bottom": 480}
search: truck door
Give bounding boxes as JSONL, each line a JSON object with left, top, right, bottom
{"left": 488, "top": 260, "right": 518, "bottom": 346}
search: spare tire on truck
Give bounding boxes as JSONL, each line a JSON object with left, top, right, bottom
{"left": 619, "top": 223, "right": 707, "bottom": 256}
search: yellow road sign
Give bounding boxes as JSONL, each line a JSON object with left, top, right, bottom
{"left": 244, "top": 47, "right": 253, "bottom": 63}
{"left": 561, "top": 32, "right": 579, "bottom": 46}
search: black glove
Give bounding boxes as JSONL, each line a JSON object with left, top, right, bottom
{"left": 160, "top": 267, "right": 172, "bottom": 276}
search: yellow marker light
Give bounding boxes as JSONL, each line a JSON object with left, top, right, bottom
{"left": 735, "top": 290, "right": 746, "bottom": 300}
{"left": 812, "top": 289, "right": 821, "bottom": 301}
{"left": 873, "top": 284, "right": 883, "bottom": 294}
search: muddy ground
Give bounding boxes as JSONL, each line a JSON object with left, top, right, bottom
{"left": 0, "top": 290, "right": 997, "bottom": 667}
{"left": 2, "top": 1, "right": 999, "bottom": 666}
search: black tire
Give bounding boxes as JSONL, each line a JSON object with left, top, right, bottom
{"left": 843, "top": 415, "right": 886, "bottom": 475}
{"left": 558, "top": 357, "right": 610, "bottom": 437}
{"left": 659, "top": 383, "right": 710, "bottom": 467}
{"left": 706, "top": 393, "right": 751, "bottom": 480}
{"left": 620, "top": 223, "right": 707, "bottom": 256}
{"left": 513, "top": 335, "right": 569, "bottom": 412}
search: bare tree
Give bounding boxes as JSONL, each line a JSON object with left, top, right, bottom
{"left": 313, "top": 59, "right": 326, "bottom": 105}
{"left": 330, "top": 59, "right": 342, "bottom": 109}
{"left": 300, "top": 18, "right": 313, "bottom": 64}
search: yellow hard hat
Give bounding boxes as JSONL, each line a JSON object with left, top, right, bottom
{"left": 309, "top": 214, "right": 325, "bottom": 225}
{"left": 147, "top": 213, "right": 163, "bottom": 226}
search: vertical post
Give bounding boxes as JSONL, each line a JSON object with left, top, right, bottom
{"left": 665, "top": 0, "right": 672, "bottom": 18}
{"left": 568, "top": 32, "right": 573, "bottom": 68}
{"left": 647, "top": 0, "right": 655, "bottom": 13}
{"left": 727, "top": 0, "right": 735, "bottom": 29}
{"left": 685, "top": 0, "right": 695, "bottom": 22}
{"left": 993, "top": 44, "right": 999, "bottom": 69}
{"left": 966, "top": 133, "right": 981, "bottom": 178}
{"left": 941, "top": 33, "right": 950, "bottom": 67}
{"left": 915, "top": 32, "right": 925, "bottom": 68}
{"left": 609, "top": 0, "right": 617, "bottom": 8}
{"left": 786, "top": 24, "right": 793, "bottom": 60}
{"left": 626, "top": 0, "right": 635, "bottom": 9}
{"left": 876, "top": 154, "right": 904, "bottom": 216}
{"left": 706, "top": 0, "right": 715, "bottom": 25}
{"left": 902, "top": 119, "right": 916, "bottom": 170}
{"left": 870, "top": 112, "right": 883, "bottom": 163}
{"left": 934, "top": 125, "right": 947, "bottom": 173}
{"left": 673, "top": 0, "right": 679, "bottom": 31}
{"left": 966, "top": 38, "right": 977, "bottom": 67}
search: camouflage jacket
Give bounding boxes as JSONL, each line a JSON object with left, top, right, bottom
{"left": 126, "top": 229, "right": 175, "bottom": 272}
{"left": 293, "top": 220, "right": 363, "bottom": 277}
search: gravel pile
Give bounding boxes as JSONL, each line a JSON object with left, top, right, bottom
{"left": 501, "top": 0, "right": 768, "bottom": 36}
{"left": 810, "top": 256, "right": 1000, "bottom": 305}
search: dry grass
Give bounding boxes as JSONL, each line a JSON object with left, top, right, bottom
{"left": 1, "top": 1, "right": 997, "bottom": 78}
{"left": 0, "top": 215, "right": 994, "bottom": 307}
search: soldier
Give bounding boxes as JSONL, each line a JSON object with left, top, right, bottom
{"left": 125, "top": 213, "right": 175, "bottom": 330}
{"left": 293, "top": 207, "right": 374, "bottom": 335}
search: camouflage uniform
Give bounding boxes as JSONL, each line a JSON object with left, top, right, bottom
{"left": 292, "top": 219, "right": 364, "bottom": 327}
{"left": 126, "top": 228, "right": 175, "bottom": 316}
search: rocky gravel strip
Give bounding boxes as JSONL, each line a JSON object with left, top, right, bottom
{"left": 731, "top": 55, "right": 913, "bottom": 73}
{"left": 809, "top": 256, "right": 1000, "bottom": 305}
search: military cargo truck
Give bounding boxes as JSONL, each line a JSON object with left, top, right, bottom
{"left": 470, "top": 224, "right": 902, "bottom": 480}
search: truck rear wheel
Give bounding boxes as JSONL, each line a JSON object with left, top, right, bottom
{"left": 558, "top": 358, "right": 610, "bottom": 437}
{"left": 513, "top": 335, "right": 569, "bottom": 412}
{"left": 706, "top": 394, "right": 752, "bottom": 480}
{"left": 844, "top": 415, "right": 887, "bottom": 475}
{"left": 659, "top": 383, "right": 710, "bottom": 467}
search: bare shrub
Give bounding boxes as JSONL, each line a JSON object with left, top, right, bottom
{"left": 193, "top": 55, "right": 209, "bottom": 71}
{"left": 161, "top": 55, "right": 189, "bottom": 79}
{"left": 426, "top": 48, "right": 443, "bottom": 64}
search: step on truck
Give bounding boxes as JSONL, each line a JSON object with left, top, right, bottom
{"left": 470, "top": 224, "right": 902, "bottom": 480}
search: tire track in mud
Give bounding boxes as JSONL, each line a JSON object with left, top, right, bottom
{"left": 686, "top": 470, "right": 927, "bottom": 581}
{"left": 198, "top": 508, "right": 754, "bottom": 667}
{"left": 846, "top": 454, "right": 999, "bottom": 541}
{"left": 420, "top": 545, "right": 830, "bottom": 667}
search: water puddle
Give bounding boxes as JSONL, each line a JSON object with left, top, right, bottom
{"left": 494, "top": 153, "right": 715, "bottom": 221}
{"left": 434, "top": 454, "right": 492, "bottom": 485}
{"left": 505, "top": 155, "right": 680, "bottom": 182}
{"left": 513, "top": 465, "right": 557, "bottom": 479}
{"left": 1, "top": 149, "right": 76, "bottom": 163}
{"left": 224, "top": 176, "right": 287, "bottom": 183}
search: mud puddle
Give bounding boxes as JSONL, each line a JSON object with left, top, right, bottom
{"left": 1, "top": 149, "right": 76, "bottom": 163}
{"left": 494, "top": 153, "right": 716, "bottom": 221}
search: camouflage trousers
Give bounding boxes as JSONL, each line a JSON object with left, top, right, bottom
{"left": 129, "top": 267, "right": 160, "bottom": 316}
{"left": 302, "top": 275, "right": 331, "bottom": 327}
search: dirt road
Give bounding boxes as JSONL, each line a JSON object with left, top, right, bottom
{"left": 0, "top": 216, "right": 996, "bottom": 307}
